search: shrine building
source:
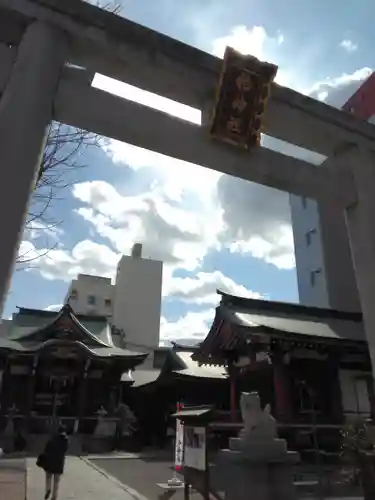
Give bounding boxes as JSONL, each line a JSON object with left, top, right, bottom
{"left": 0, "top": 303, "right": 147, "bottom": 435}
{"left": 192, "top": 290, "right": 371, "bottom": 424}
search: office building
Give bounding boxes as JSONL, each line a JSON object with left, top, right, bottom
{"left": 290, "top": 74, "right": 375, "bottom": 311}
{"left": 65, "top": 243, "right": 163, "bottom": 354}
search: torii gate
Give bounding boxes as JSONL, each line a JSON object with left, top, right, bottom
{"left": 1, "top": 1, "right": 375, "bottom": 376}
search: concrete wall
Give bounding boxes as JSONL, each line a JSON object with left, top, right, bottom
{"left": 290, "top": 194, "right": 329, "bottom": 307}
{"left": 112, "top": 252, "right": 163, "bottom": 352}
{"left": 290, "top": 193, "right": 360, "bottom": 312}
{"left": 318, "top": 201, "right": 360, "bottom": 312}
{"left": 65, "top": 274, "right": 114, "bottom": 317}
{"left": 0, "top": 319, "right": 11, "bottom": 337}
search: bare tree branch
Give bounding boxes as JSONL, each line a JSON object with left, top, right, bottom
{"left": 17, "top": 122, "right": 101, "bottom": 268}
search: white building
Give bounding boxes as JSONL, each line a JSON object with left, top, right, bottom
{"left": 289, "top": 75, "right": 375, "bottom": 313}
{"left": 64, "top": 274, "right": 114, "bottom": 317}
{"left": 65, "top": 243, "right": 163, "bottom": 360}
{"left": 290, "top": 193, "right": 361, "bottom": 312}
{"left": 290, "top": 195, "right": 329, "bottom": 308}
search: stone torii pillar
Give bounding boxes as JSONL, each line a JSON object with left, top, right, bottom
{"left": 340, "top": 144, "right": 375, "bottom": 377}
{"left": 0, "top": 21, "right": 68, "bottom": 316}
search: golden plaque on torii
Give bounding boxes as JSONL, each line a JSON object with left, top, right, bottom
{"left": 210, "top": 47, "right": 278, "bottom": 150}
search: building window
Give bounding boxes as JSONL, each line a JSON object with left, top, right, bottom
{"left": 105, "top": 298, "right": 111, "bottom": 308}
{"left": 305, "top": 232, "right": 311, "bottom": 247}
{"left": 310, "top": 271, "right": 315, "bottom": 287}
{"left": 87, "top": 295, "right": 96, "bottom": 306}
{"left": 305, "top": 228, "right": 316, "bottom": 247}
{"left": 70, "top": 289, "right": 78, "bottom": 300}
{"left": 301, "top": 196, "right": 307, "bottom": 209}
{"left": 310, "top": 268, "right": 322, "bottom": 287}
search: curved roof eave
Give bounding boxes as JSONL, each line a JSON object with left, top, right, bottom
{"left": 0, "top": 338, "right": 148, "bottom": 360}
{"left": 9, "top": 305, "right": 69, "bottom": 342}
{"left": 9, "top": 304, "right": 110, "bottom": 348}
{"left": 68, "top": 310, "right": 111, "bottom": 347}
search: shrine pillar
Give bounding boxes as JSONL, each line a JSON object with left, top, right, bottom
{"left": 227, "top": 364, "right": 238, "bottom": 422}
{"left": 0, "top": 21, "right": 68, "bottom": 315}
{"left": 0, "top": 359, "right": 10, "bottom": 426}
{"left": 366, "top": 376, "right": 375, "bottom": 421}
{"left": 272, "top": 351, "right": 293, "bottom": 422}
{"left": 27, "top": 355, "right": 39, "bottom": 424}
{"left": 343, "top": 145, "right": 375, "bottom": 388}
{"left": 76, "top": 359, "right": 90, "bottom": 433}
{"left": 326, "top": 354, "right": 343, "bottom": 422}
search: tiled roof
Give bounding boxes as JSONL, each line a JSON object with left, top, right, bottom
{"left": 0, "top": 304, "right": 147, "bottom": 363}
{"left": 191, "top": 290, "right": 366, "bottom": 365}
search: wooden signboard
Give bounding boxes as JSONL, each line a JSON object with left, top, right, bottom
{"left": 210, "top": 46, "right": 278, "bottom": 150}
{"left": 184, "top": 426, "right": 207, "bottom": 471}
{"left": 183, "top": 424, "right": 209, "bottom": 500}
{"left": 177, "top": 407, "right": 214, "bottom": 500}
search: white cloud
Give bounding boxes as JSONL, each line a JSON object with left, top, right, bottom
{"left": 339, "top": 39, "right": 358, "bottom": 53}
{"left": 93, "top": 72, "right": 215, "bottom": 203}
{"left": 18, "top": 239, "right": 118, "bottom": 281}
{"left": 164, "top": 270, "right": 264, "bottom": 304}
{"left": 211, "top": 25, "right": 291, "bottom": 87}
{"left": 72, "top": 180, "right": 223, "bottom": 274}
{"left": 18, "top": 224, "right": 65, "bottom": 268}
{"left": 228, "top": 225, "right": 295, "bottom": 269}
{"left": 160, "top": 309, "right": 215, "bottom": 342}
{"left": 216, "top": 173, "right": 295, "bottom": 269}
{"left": 212, "top": 25, "right": 283, "bottom": 58}
{"left": 103, "top": 141, "right": 220, "bottom": 202}
{"left": 309, "top": 67, "right": 372, "bottom": 106}
{"left": 44, "top": 304, "right": 63, "bottom": 312}
{"left": 26, "top": 222, "right": 64, "bottom": 242}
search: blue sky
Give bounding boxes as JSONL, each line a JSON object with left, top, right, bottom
{"left": 4, "top": 0, "right": 375, "bottom": 342}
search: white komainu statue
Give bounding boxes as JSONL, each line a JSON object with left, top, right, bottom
{"left": 239, "top": 392, "right": 277, "bottom": 441}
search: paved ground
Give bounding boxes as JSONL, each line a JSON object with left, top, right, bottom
{"left": 20, "top": 452, "right": 364, "bottom": 500}
{"left": 0, "top": 458, "right": 26, "bottom": 500}
{"left": 26, "top": 456, "right": 149, "bottom": 500}
{"left": 91, "top": 456, "right": 364, "bottom": 500}
{"left": 91, "top": 456, "right": 206, "bottom": 500}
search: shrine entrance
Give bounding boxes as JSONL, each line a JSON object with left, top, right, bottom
{"left": 32, "top": 353, "right": 80, "bottom": 433}
{"left": 0, "top": 304, "right": 146, "bottom": 446}
{"left": 1, "top": 1, "right": 375, "bottom": 384}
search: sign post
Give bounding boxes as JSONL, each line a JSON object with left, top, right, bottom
{"left": 177, "top": 406, "right": 214, "bottom": 500}
{"left": 157, "top": 406, "right": 215, "bottom": 500}
{"left": 168, "top": 402, "right": 184, "bottom": 487}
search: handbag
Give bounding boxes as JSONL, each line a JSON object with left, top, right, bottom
{"left": 36, "top": 453, "right": 46, "bottom": 469}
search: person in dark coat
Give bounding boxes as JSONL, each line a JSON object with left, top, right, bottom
{"left": 41, "top": 424, "right": 69, "bottom": 500}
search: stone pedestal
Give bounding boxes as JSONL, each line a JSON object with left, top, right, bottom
{"left": 217, "top": 436, "right": 299, "bottom": 500}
